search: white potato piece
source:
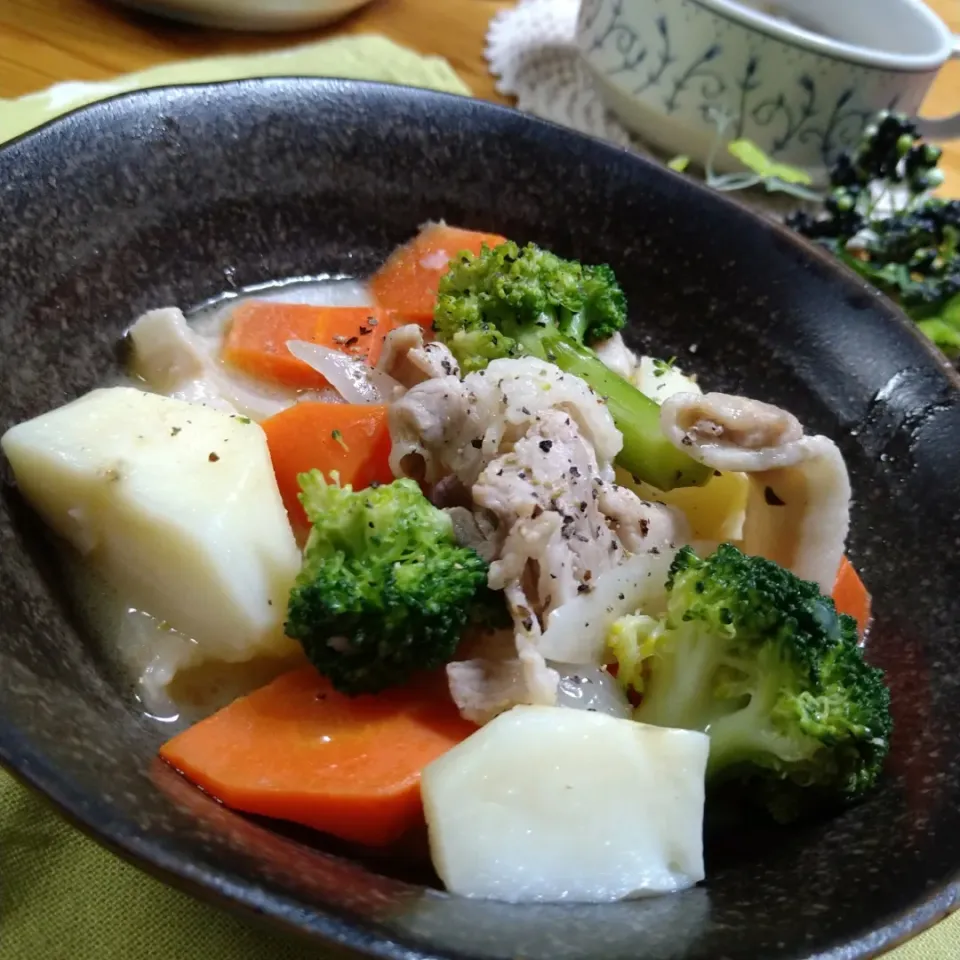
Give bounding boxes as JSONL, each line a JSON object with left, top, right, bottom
{"left": 422, "top": 705, "right": 708, "bottom": 903}
{"left": 1, "top": 387, "right": 301, "bottom": 668}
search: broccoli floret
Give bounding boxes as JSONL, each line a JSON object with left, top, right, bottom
{"left": 285, "top": 472, "right": 490, "bottom": 695}
{"left": 608, "top": 543, "right": 892, "bottom": 821}
{"left": 433, "top": 241, "right": 711, "bottom": 491}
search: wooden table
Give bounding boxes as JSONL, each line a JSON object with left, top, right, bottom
{"left": 1, "top": 0, "right": 958, "bottom": 194}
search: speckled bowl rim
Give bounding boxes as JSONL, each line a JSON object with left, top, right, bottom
{"left": 2, "top": 77, "right": 960, "bottom": 960}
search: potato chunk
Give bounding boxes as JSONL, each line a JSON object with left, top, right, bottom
{"left": 421, "top": 705, "right": 708, "bottom": 903}
{"left": 2, "top": 387, "right": 301, "bottom": 666}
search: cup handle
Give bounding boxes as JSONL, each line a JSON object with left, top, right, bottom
{"left": 912, "top": 35, "right": 960, "bottom": 140}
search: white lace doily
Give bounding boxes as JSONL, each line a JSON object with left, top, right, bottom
{"left": 485, "top": 0, "right": 654, "bottom": 154}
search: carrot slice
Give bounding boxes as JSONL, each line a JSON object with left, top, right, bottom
{"left": 371, "top": 223, "right": 507, "bottom": 326}
{"left": 159, "top": 666, "right": 476, "bottom": 847}
{"left": 222, "top": 302, "right": 388, "bottom": 389}
{"left": 832, "top": 556, "right": 871, "bottom": 634}
{"left": 262, "top": 402, "right": 394, "bottom": 531}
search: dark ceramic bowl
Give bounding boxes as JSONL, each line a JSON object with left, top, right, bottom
{"left": 1, "top": 78, "right": 960, "bottom": 960}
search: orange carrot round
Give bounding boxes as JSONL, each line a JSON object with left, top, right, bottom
{"left": 222, "top": 302, "right": 389, "bottom": 389}
{"left": 832, "top": 556, "right": 871, "bottom": 634}
{"left": 159, "top": 666, "right": 476, "bottom": 847}
{"left": 262, "top": 402, "right": 394, "bottom": 533}
{"left": 371, "top": 223, "right": 507, "bottom": 326}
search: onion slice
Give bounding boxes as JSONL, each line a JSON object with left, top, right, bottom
{"left": 286, "top": 340, "right": 402, "bottom": 404}
{"left": 554, "top": 664, "right": 631, "bottom": 719}
{"left": 538, "top": 548, "right": 677, "bottom": 664}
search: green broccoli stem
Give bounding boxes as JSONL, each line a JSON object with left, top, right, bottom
{"left": 559, "top": 308, "right": 590, "bottom": 343}
{"left": 539, "top": 336, "right": 712, "bottom": 491}
{"left": 702, "top": 682, "right": 803, "bottom": 779}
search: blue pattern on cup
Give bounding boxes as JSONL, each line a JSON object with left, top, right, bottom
{"left": 577, "top": 0, "right": 920, "bottom": 167}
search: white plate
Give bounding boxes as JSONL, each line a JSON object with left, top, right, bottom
{"left": 112, "top": 0, "right": 373, "bottom": 32}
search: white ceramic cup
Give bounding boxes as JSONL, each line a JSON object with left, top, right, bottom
{"left": 576, "top": 0, "right": 960, "bottom": 180}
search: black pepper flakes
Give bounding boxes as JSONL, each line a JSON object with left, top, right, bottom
{"left": 764, "top": 486, "right": 787, "bottom": 506}
{"left": 539, "top": 440, "right": 553, "bottom": 453}
{"left": 170, "top": 426, "right": 181, "bottom": 436}
{"left": 471, "top": 438, "right": 483, "bottom": 449}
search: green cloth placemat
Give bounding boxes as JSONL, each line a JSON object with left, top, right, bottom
{"left": 1, "top": 771, "right": 344, "bottom": 959}
{"left": 0, "top": 34, "right": 468, "bottom": 143}
{"left": 0, "top": 33, "right": 955, "bottom": 960}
